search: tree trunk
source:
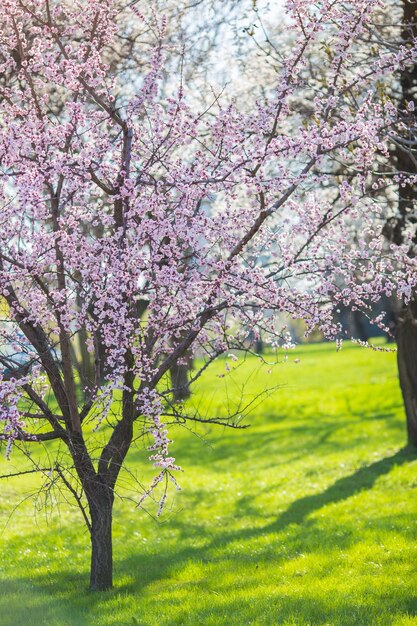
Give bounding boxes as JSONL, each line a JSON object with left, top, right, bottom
{"left": 386, "top": 1, "right": 417, "bottom": 446}
{"left": 255, "top": 338, "right": 264, "bottom": 355}
{"left": 353, "top": 310, "right": 369, "bottom": 342}
{"left": 397, "top": 302, "right": 417, "bottom": 447}
{"left": 170, "top": 360, "right": 191, "bottom": 401}
{"left": 88, "top": 489, "right": 114, "bottom": 591}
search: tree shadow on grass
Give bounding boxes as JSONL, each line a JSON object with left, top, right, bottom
{"left": 1, "top": 446, "right": 415, "bottom": 626}
{"left": 263, "top": 445, "right": 416, "bottom": 533}
{"left": 119, "top": 446, "right": 417, "bottom": 582}
{"left": 112, "top": 445, "right": 416, "bottom": 624}
{"left": 163, "top": 445, "right": 416, "bottom": 548}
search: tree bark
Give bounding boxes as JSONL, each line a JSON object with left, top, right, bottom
{"left": 170, "top": 360, "right": 191, "bottom": 401}
{"left": 353, "top": 310, "right": 369, "bottom": 342}
{"left": 88, "top": 487, "right": 114, "bottom": 591}
{"left": 397, "top": 302, "right": 417, "bottom": 446}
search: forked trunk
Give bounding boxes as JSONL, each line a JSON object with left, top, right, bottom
{"left": 397, "top": 302, "right": 417, "bottom": 447}
{"left": 89, "top": 490, "right": 114, "bottom": 591}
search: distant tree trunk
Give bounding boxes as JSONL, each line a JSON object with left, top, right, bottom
{"left": 88, "top": 486, "right": 114, "bottom": 591}
{"left": 170, "top": 360, "right": 191, "bottom": 401}
{"left": 397, "top": 302, "right": 417, "bottom": 446}
{"left": 71, "top": 272, "right": 96, "bottom": 396}
{"left": 353, "top": 310, "right": 369, "bottom": 342}
{"left": 76, "top": 324, "right": 95, "bottom": 389}
{"left": 255, "top": 338, "right": 264, "bottom": 354}
{"left": 384, "top": 297, "right": 398, "bottom": 343}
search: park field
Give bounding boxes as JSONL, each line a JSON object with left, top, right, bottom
{"left": 0, "top": 341, "right": 417, "bottom": 625}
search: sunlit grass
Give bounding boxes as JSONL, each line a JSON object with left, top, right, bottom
{"left": 1, "top": 341, "right": 417, "bottom": 625}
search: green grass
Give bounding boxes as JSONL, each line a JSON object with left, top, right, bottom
{"left": 1, "top": 341, "right": 417, "bottom": 625}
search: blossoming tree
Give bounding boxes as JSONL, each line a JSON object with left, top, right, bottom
{"left": 0, "top": 0, "right": 416, "bottom": 590}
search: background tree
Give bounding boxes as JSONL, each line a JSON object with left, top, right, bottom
{"left": 246, "top": 1, "right": 417, "bottom": 446}
{"left": 0, "top": 0, "right": 416, "bottom": 591}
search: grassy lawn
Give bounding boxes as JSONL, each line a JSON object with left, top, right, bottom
{"left": 1, "top": 341, "right": 417, "bottom": 625}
